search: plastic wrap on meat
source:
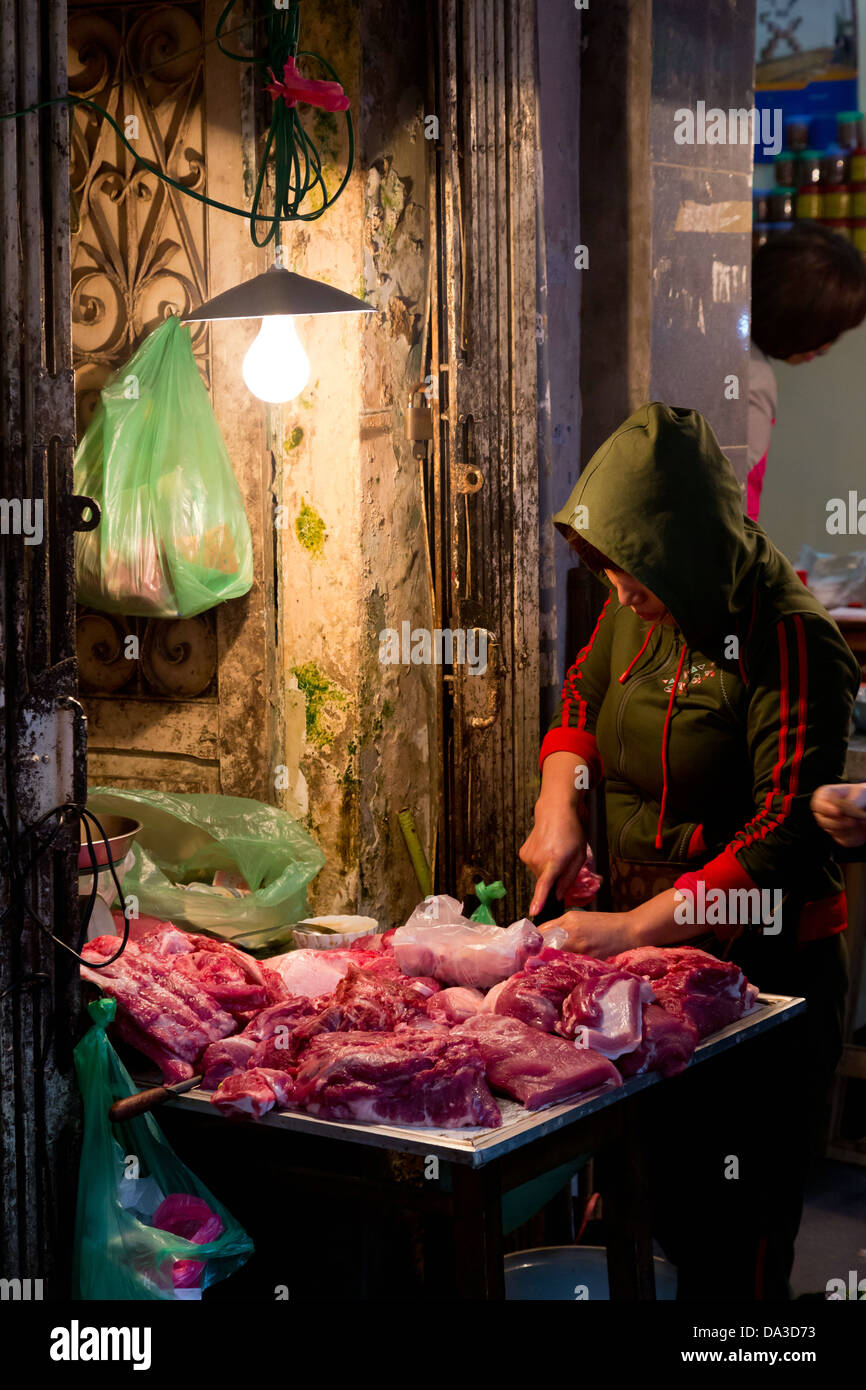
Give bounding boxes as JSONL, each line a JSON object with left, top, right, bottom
{"left": 609, "top": 945, "right": 753, "bottom": 1039}
{"left": 289, "top": 1028, "right": 502, "bottom": 1128}
{"left": 392, "top": 896, "right": 542, "bottom": 989}
{"left": 426, "top": 986, "right": 486, "bottom": 1025}
{"left": 212, "top": 1067, "right": 294, "bottom": 1120}
{"left": 616, "top": 1004, "right": 699, "bottom": 1078}
{"left": 455, "top": 1014, "right": 622, "bottom": 1110}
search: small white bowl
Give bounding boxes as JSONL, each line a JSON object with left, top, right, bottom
{"left": 292, "top": 915, "right": 379, "bottom": 950}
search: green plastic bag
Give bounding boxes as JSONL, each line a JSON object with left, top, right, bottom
{"left": 72, "top": 998, "right": 253, "bottom": 1300}
{"left": 74, "top": 315, "right": 254, "bottom": 618}
{"left": 88, "top": 787, "right": 325, "bottom": 947}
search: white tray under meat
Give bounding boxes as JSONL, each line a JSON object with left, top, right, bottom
{"left": 167, "top": 993, "right": 803, "bottom": 1167}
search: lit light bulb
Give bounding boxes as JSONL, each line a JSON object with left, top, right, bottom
{"left": 242, "top": 315, "right": 310, "bottom": 403}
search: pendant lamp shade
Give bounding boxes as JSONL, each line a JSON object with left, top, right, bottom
{"left": 184, "top": 265, "right": 373, "bottom": 322}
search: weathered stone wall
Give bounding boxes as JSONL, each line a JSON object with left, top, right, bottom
{"left": 272, "top": 0, "right": 434, "bottom": 925}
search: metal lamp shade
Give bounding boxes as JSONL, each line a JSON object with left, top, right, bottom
{"left": 184, "top": 266, "right": 373, "bottom": 322}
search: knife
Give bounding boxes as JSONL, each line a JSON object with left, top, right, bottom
{"left": 109, "top": 1075, "right": 203, "bottom": 1123}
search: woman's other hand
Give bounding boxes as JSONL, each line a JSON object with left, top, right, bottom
{"left": 539, "top": 910, "right": 635, "bottom": 958}
{"left": 811, "top": 782, "right": 866, "bottom": 848}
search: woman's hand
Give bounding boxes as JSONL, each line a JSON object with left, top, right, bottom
{"left": 539, "top": 909, "right": 636, "bottom": 958}
{"left": 811, "top": 783, "right": 866, "bottom": 848}
{"left": 519, "top": 799, "right": 587, "bottom": 916}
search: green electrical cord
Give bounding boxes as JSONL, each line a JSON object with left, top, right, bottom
{"left": 216, "top": 0, "right": 354, "bottom": 244}
{"left": 0, "top": 0, "right": 354, "bottom": 246}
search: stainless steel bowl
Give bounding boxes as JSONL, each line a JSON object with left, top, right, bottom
{"left": 78, "top": 813, "right": 142, "bottom": 871}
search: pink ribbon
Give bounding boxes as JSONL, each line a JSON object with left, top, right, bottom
{"left": 265, "top": 57, "right": 349, "bottom": 112}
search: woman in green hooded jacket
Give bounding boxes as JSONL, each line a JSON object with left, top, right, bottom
{"left": 519, "top": 402, "right": 859, "bottom": 1299}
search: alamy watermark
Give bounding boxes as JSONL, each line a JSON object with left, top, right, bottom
{"left": 674, "top": 884, "right": 782, "bottom": 934}
{"left": 673, "top": 102, "right": 782, "bottom": 158}
{"left": 0, "top": 498, "right": 43, "bottom": 545}
{"left": 379, "top": 622, "right": 488, "bottom": 675}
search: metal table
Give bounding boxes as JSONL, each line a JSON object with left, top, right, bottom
{"left": 162, "top": 994, "right": 803, "bottom": 1299}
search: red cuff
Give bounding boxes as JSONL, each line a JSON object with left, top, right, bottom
{"left": 675, "top": 847, "right": 758, "bottom": 897}
{"left": 539, "top": 728, "right": 603, "bottom": 785}
{"left": 674, "top": 849, "right": 759, "bottom": 941}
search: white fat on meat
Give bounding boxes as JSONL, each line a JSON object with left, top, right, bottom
{"left": 572, "top": 977, "right": 656, "bottom": 1059}
{"left": 264, "top": 949, "right": 355, "bottom": 998}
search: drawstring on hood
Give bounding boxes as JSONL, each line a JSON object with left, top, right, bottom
{"left": 617, "top": 619, "right": 660, "bottom": 683}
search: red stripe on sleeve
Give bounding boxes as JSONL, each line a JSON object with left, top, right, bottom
{"left": 558, "top": 594, "right": 611, "bottom": 731}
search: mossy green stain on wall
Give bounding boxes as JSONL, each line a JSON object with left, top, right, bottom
{"left": 284, "top": 425, "right": 304, "bottom": 452}
{"left": 292, "top": 660, "right": 346, "bottom": 748}
{"left": 295, "top": 499, "right": 326, "bottom": 555}
{"left": 313, "top": 108, "right": 341, "bottom": 161}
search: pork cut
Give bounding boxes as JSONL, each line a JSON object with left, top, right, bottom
{"left": 212, "top": 1067, "right": 294, "bottom": 1120}
{"left": 262, "top": 944, "right": 413, "bottom": 999}
{"left": 392, "top": 895, "right": 541, "bottom": 989}
{"left": 284, "top": 964, "right": 437, "bottom": 1056}
{"left": 289, "top": 1028, "right": 501, "bottom": 1128}
{"left": 263, "top": 948, "right": 360, "bottom": 998}
{"left": 81, "top": 935, "right": 238, "bottom": 1080}
{"left": 616, "top": 1004, "right": 699, "bottom": 1079}
{"left": 608, "top": 945, "right": 752, "bottom": 1039}
{"left": 483, "top": 948, "right": 653, "bottom": 1058}
{"left": 557, "top": 960, "right": 655, "bottom": 1059}
{"left": 199, "top": 995, "right": 321, "bottom": 1089}
{"left": 426, "top": 986, "right": 485, "bottom": 1025}
{"left": 455, "top": 1014, "right": 622, "bottom": 1110}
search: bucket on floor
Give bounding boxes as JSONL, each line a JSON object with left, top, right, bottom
{"left": 504, "top": 1244, "right": 677, "bottom": 1300}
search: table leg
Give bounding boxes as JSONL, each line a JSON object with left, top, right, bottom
{"left": 600, "top": 1102, "right": 656, "bottom": 1301}
{"left": 451, "top": 1162, "right": 505, "bottom": 1300}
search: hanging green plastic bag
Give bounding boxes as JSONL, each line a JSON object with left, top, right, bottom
{"left": 72, "top": 998, "right": 253, "bottom": 1300}
{"left": 88, "top": 786, "right": 325, "bottom": 946}
{"left": 74, "top": 315, "right": 254, "bottom": 618}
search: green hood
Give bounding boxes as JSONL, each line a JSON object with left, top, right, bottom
{"left": 554, "top": 403, "right": 788, "bottom": 658}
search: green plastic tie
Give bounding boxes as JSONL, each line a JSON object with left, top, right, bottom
{"left": 88, "top": 997, "right": 117, "bottom": 1029}
{"left": 470, "top": 880, "right": 506, "bottom": 924}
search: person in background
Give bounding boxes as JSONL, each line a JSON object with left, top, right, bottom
{"left": 812, "top": 782, "right": 866, "bottom": 847}
{"left": 749, "top": 224, "right": 866, "bottom": 520}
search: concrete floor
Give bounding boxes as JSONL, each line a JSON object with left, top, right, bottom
{"left": 791, "top": 1160, "right": 866, "bottom": 1299}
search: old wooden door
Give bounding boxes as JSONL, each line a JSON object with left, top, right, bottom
{"left": 429, "top": 0, "right": 540, "bottom": 910}
{"left": 0, "top": 0, "right": 84, "bottom": 1292}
